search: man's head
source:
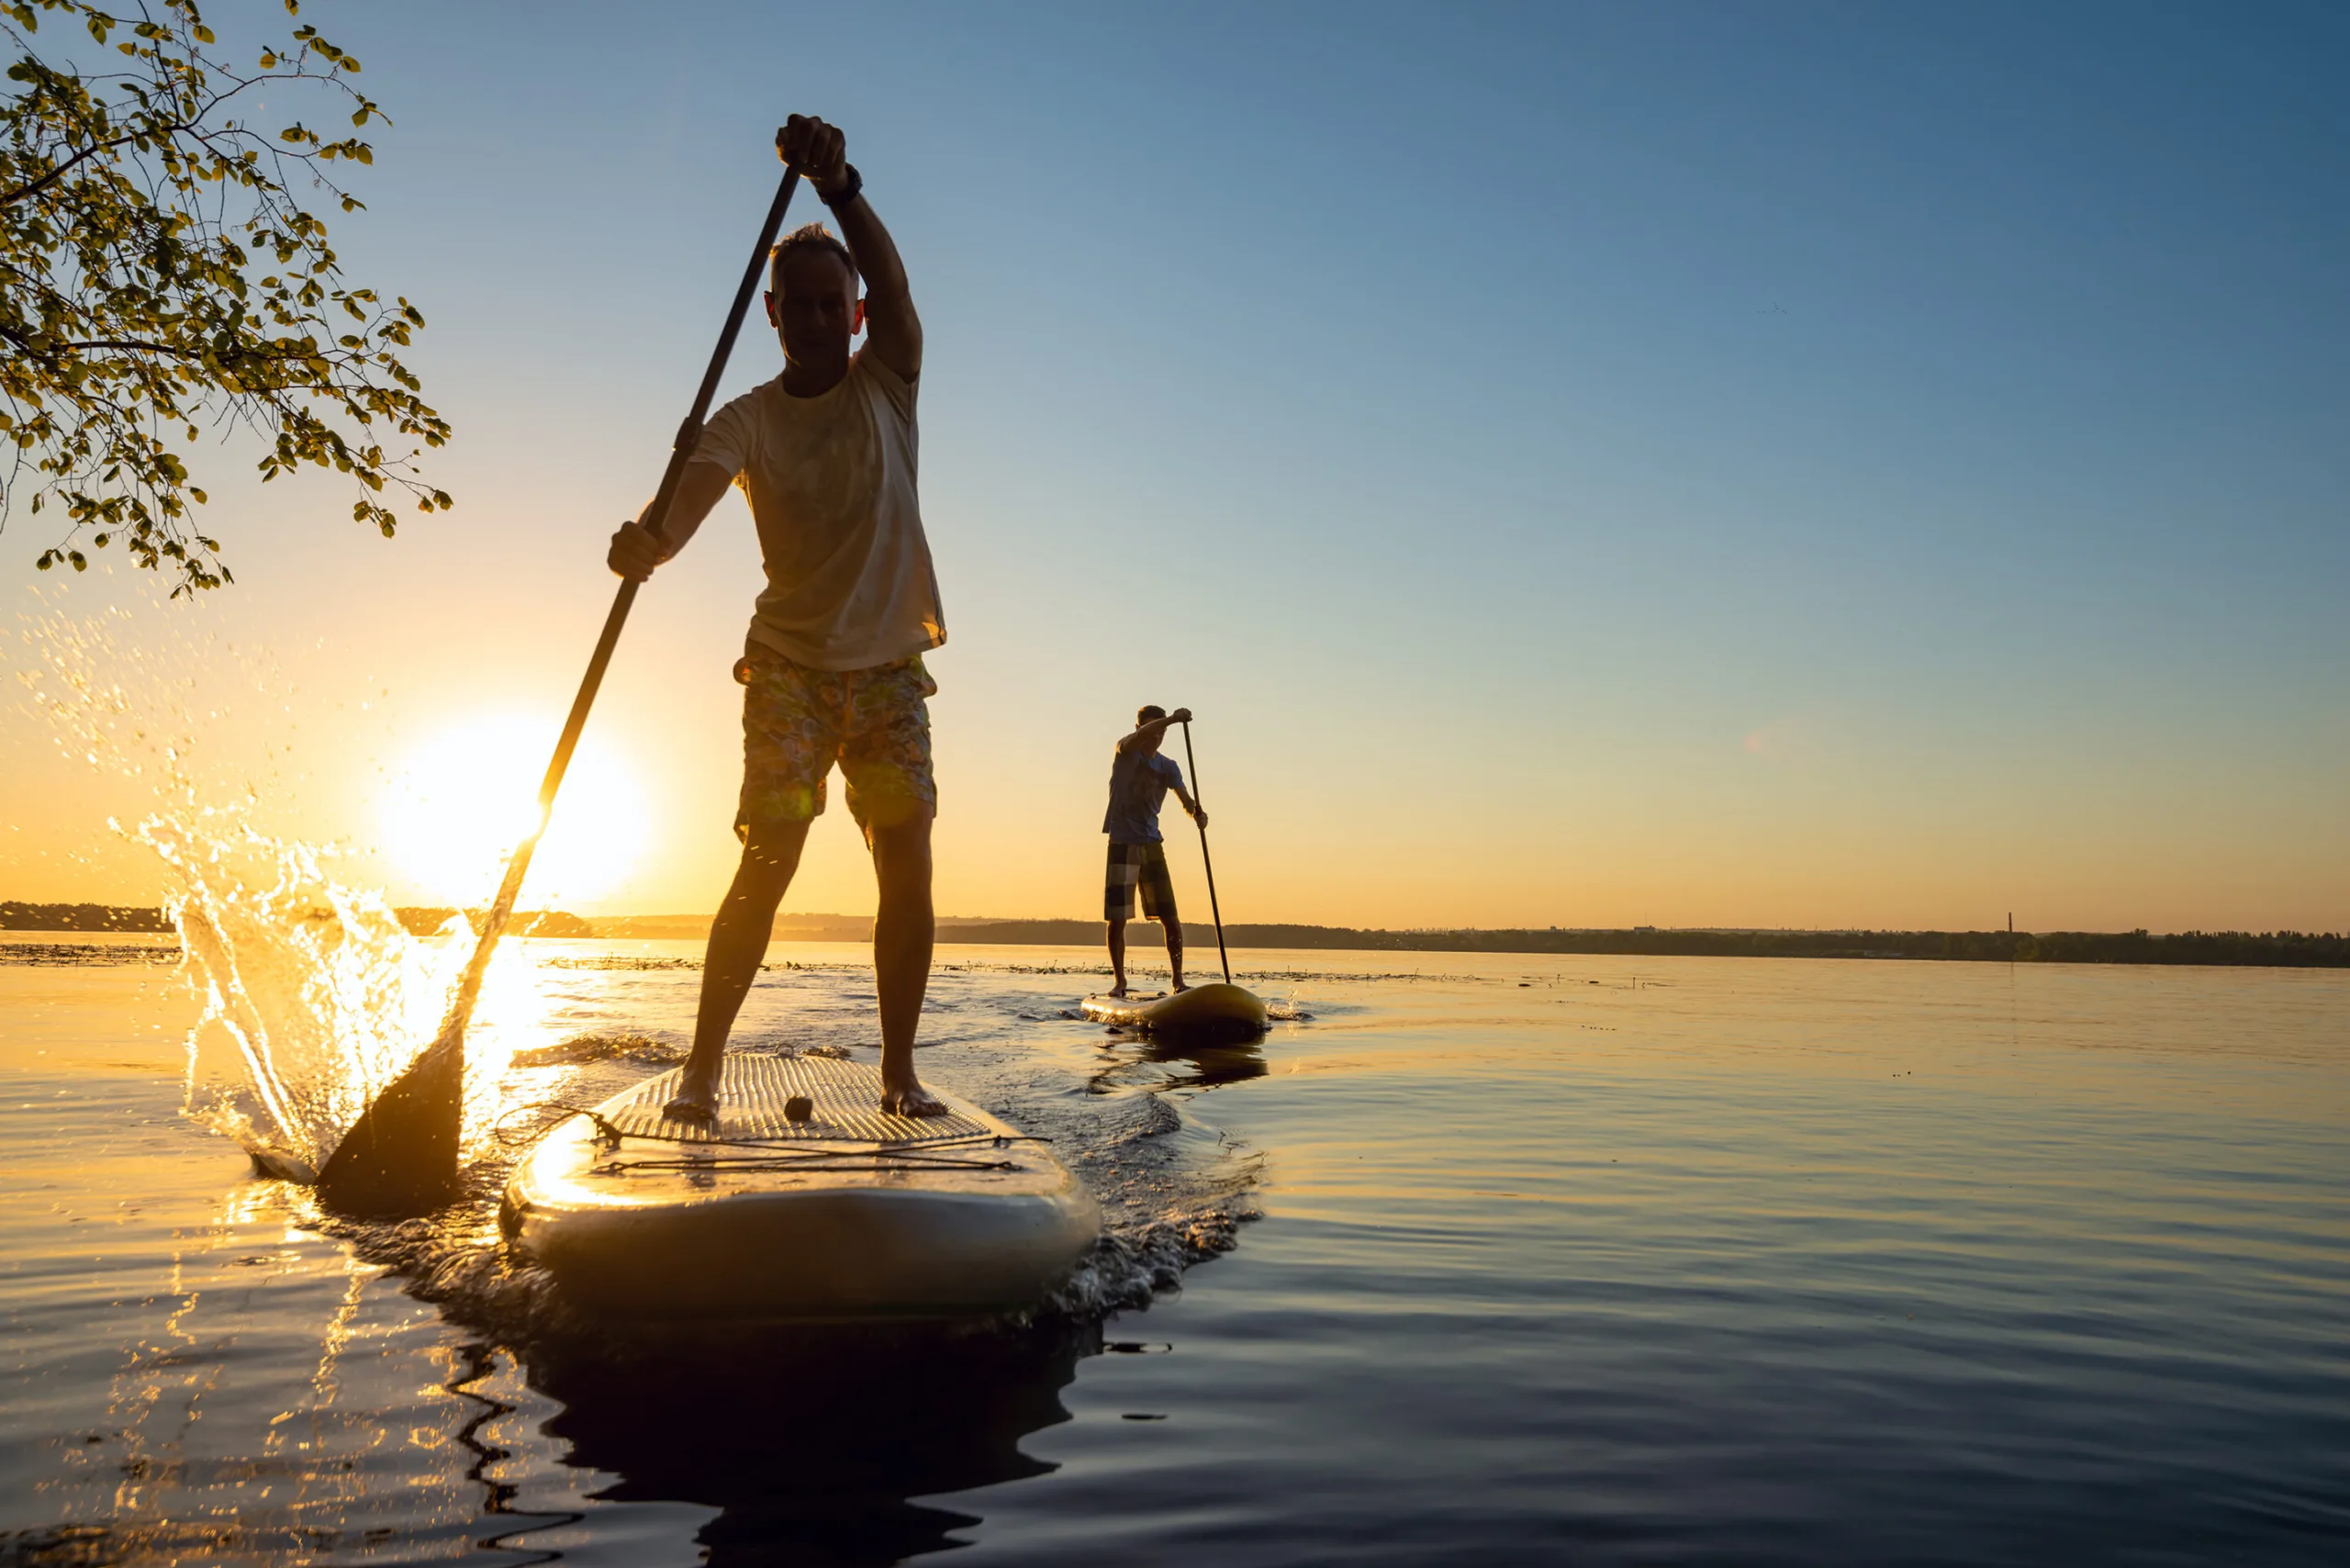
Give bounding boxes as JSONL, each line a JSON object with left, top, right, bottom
{"left": 1134, "top": 704, "right": 1168, "bottom": 753}
{"left": 765, "top": 223, "right": 863, "bottom": 377}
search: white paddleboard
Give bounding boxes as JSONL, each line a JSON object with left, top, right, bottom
{"left": 503, "top": 1054, "right": 1099, "bottom": 1320}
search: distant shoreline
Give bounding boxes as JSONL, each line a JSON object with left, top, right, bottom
{"left": 6, "top": 902, "right": 2343, "bottom": 969}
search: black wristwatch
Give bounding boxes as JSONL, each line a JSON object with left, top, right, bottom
{"left": 819, "top": 162, "right": 863, "bottom": 209}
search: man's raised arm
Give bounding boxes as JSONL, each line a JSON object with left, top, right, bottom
{"left": 780, "top": 115, "right": 922, "bottom": 383}
{"left": 1115, "top": 707, "right": 1194, "bottom": 756}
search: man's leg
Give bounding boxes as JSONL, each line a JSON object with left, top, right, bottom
{"left": 669, "top": 819, "right": 811, "bottom": 1116}
{"left": 837, "top": 654, "right": 942, "bottom": 1115}
{"left": 869, "top": 812, "right": 945, "bottom": 1116}
{"left": 1104, "top": 841, "right": 1141, "bottom": 994}
{"left": 1141, "top": 845, "right": 1184, "bottom": 991}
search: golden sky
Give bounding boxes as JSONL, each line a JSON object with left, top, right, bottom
{"left": 4, "top": 6, "right": 2346, "bottom": 935}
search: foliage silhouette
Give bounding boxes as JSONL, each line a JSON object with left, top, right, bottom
{"left": 1, "top": 0, "right": 447, "bottom": 594}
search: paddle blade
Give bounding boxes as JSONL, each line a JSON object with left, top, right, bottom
{"left": 317, "top": 1033, "right": 463, "bottom": 1216}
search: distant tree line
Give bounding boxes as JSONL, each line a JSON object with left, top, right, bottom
{"left": 942, "top": 920, "right": 2350, "bottom": 969}
{"left": 5, "top": 903, "right": 2343, "bottom": 967}
{"left": 0, "top": 901, "right": 169, "bottom": 931}
{"left": 0, "top": 902, "right": 591, "bottom": 936}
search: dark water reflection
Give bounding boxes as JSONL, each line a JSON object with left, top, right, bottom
{"left": 1139, "top": 1035, "right": 1269, "bottom": 1090}
{"left": 525, "top": 1325, "right": 1092, "bottom": 1566}
{"left": 1091, "top": 1029, "right": 1269, "bottom": 1092}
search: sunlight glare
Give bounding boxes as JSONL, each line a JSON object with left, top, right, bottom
{"left": 379, "top": 715, "right": 647, "bottom": 906}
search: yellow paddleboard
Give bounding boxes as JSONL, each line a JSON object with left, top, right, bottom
{"left": 1080, "top": 980, "right": 1269, "bottom": 1043}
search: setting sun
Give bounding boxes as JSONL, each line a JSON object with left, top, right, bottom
{"left": 379, "top": 714, "right": 648, "bottom": 907}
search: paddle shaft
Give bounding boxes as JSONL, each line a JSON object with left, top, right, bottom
{"left": 1180, "top": 721, "right": 1232, "bottom": 984}
{"left": 319, "top": 164, "right": 802, "bottom": 1212}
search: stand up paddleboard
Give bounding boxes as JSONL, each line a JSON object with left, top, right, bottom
{"left": 1080, "top": 981, "right": 1268, "bottom": 1044}
{"left": 1081, "top": 723, "right": 1267, "bottom": 1047}
{"left": 503, "top": 1054, "right": 1098, "bottom": 1320}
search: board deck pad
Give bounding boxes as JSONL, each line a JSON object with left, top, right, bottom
{"left": 603, "top": 1054, "right": 994, "bottom": 1145}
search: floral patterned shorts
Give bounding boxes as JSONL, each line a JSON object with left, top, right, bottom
{"left": 734, "top": 650, "right": 936, "bottom": 839}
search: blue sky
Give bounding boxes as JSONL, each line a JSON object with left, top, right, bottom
{"left": 4, "top": 0, "right": 2344, "bottom": 930}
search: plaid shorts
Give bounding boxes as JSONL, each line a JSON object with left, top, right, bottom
{"left": 734, "top": 650, "right": 936, "bottom": 839}
{"left": 1104, "top": 840, "right": 1177, "bottom": 923}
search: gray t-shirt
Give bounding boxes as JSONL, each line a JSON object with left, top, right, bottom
{"left": 1102, "top": 749, "right": 1185, "bottom": 844}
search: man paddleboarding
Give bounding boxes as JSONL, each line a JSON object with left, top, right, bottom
{"left": 1103, "top": 705, "right": 1206, "bottom": 998}
{"left": 609, "top": 115, "right": 946, "bottom": 1120}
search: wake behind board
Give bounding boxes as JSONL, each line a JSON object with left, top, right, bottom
{"left": 503, "top": 1054, "right": 1099, "bottom": 1320}
{"left": 1080, "top": 980, "right": 1268, "bottom": 1043}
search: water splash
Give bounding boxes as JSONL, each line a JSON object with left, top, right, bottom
{"left": 145, "top": 816, "right": 472, "bottom": 1179}
{"left": 13, "top": 588, "right": 497, "bottom": 1178}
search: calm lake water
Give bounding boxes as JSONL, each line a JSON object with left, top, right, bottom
{"left": 4, "top": 935, "right": 2345, "bottom": 1564}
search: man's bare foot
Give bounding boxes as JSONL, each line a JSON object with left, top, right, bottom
{"left": 1108, "top": 982, "right": 1130, "bottom": 999}
{"left": 1171, "top": 979, "right": 1191, "bottom": 992}
{"left": 880, "top": 1077, "right": 949, "bottom": 1118}
{"left": 663, "top": 1068, "right": 719, "bottom": 1124}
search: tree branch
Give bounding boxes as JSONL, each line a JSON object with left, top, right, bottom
{"left": 0, "top": 120, "right": 191, "bottom": 207}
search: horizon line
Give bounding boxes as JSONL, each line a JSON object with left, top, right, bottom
{"left": 2, "top": 901, "right": 2342, "bottom": 943}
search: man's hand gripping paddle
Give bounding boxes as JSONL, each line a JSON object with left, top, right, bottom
{"left": 317, "top": 155, "right": 806, "bottom": 1216}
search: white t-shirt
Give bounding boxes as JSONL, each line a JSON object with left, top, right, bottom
{"left": 689, "top": 350, "right": 946, "bottom": 672}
